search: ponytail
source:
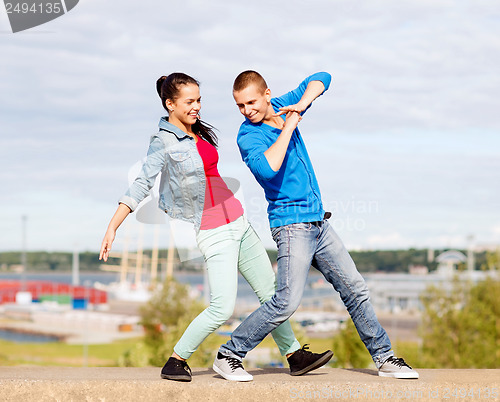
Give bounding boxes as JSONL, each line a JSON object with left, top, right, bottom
{"left": 157, "top": 73, "right": 218, "bottom": 147}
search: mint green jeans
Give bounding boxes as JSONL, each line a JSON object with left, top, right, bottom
{"left": 173, "top": 215, "right": 300, "bottom": 359}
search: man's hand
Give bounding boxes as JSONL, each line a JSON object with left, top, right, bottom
{"left": 282, "top": 110, "right": 302, "bottom": 131}
{"left": 274, "top": 80, "right": 326, "bottom": 117}
{"left": 274, "top": 102, "right": 307, "bottom": 117}
{"left": 264, "top": 111, "right": 301, "bottom": 172}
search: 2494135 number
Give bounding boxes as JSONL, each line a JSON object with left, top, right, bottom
{"left": 5, "top": 2, "right": 62, "bottom": 14}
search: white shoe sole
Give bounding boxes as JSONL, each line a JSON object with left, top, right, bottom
{"left": 212, "top": 362, "right": 253, "bottom": 382}
{"left": 378, "top": 371, "right": 419, "bottom": 379}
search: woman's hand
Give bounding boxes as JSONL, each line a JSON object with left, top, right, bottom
{"left": 99, "top": 229, "right": 116, "bottom": 262}
{"left": 99, "top": 203, "right": 132, "bottom": 262}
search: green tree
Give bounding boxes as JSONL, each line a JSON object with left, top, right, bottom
{"left": 330, "top": 319, "right": 372, "bottom": 368}
{"left": 119, "top": 279, "right": 222, "bottom": 367}
{"left": 420, "top": 277, "right": 500, "bottom": 368}
{"left": 482, "top": 249, "right": 500, "bottom": 271}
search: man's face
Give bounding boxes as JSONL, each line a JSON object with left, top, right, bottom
{"left": 233, "top": 84, "right": 271, "bottom": 124}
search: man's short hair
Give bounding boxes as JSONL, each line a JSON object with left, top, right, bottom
{"left": 233, "top": 70, "right": 268, "bottom": 94}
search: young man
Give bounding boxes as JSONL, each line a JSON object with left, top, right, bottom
{"left": 213, "top": 71, "right": 419, "bottom": 381}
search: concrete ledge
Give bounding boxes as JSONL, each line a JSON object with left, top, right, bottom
{"left": 0, "top": 368, "right": 498, "bottom": 402}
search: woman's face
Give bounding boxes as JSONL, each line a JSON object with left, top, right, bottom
{"left": 167, "top": 83, "right": 201, "bottom": 128}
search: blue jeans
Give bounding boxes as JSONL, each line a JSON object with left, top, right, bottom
{"left": 174, "top": 215, "right": 300, "bottom": 359}
{"left": 219, "top": 220, "right": 393, "bottom": 368}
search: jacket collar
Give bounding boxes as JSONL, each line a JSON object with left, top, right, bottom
{"left": 158, "top": 116, "right": 190, "bottom": 139}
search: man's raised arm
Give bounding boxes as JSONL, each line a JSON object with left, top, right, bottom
{"left": 264, "top": 79, "right": 326, "bottom": 172}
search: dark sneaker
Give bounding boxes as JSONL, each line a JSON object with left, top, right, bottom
{"left": 213, "top": 352, "right": 253, "bottom": 381}
{"left": 378, "top": 356, "right": 419, "bottom": 379}
{"left": 287, "top": 344, "right": 333, "bottom": 376}
{"left": 161, "top": 357, "right": 192, "bottom": 382}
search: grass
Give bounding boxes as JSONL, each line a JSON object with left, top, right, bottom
{"left": 0, "top": 333, "right": 334, "bottom": 367}
{"left": 0, "top": 337, "right": 142, "bottom": 366}
{"left": 0, "top": 335, "right": 422, "bottom": 369}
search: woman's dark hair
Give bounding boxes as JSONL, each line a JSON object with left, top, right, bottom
{"left": 156, "top": 73, "right": 218, "bottom": 147}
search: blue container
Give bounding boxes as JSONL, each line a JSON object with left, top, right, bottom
{"left": 72, "top": 298, "right": 88, "bottom": 310}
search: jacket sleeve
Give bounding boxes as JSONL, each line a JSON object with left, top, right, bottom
{"left": 238, "top": 128, "right": 278, "bottom": 181}
{"left": 119, "top": 135, "right": 166, "bottom": 211}
{"left": 272, "top": 72, "right": 332, "bottom": 114}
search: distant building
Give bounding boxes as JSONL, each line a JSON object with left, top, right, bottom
{"left": 408, "top": 265, "right": 429, "bottom": 275}
{"left": 363, "top": 264, "right": 497, "bottom": 313}
{"left": 435, "top": 250, "right": 467, "bottom": 277}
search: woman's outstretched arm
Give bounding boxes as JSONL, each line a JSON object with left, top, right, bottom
{"left": 99, "top": 203, "right": 132, "bottom": 262}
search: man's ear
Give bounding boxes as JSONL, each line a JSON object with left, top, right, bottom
{"left": 265, "top": 88, "right": 271, "bottom": 102}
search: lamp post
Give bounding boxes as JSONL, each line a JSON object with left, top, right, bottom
{"left": 21, "top": 215, "right": 27, "bottom": 291}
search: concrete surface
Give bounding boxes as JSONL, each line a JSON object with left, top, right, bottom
{"left": 0, "top": 367, "right": 498, "bottom": 402}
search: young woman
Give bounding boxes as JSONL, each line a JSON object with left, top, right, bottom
{"left": 99, "top": 73, "right": 301, "bottom": 382}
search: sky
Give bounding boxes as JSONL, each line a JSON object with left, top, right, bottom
{"left": 0, "top": 0, "right": 499, "bottom": 254}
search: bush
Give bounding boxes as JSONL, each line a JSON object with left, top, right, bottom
{"left": 420, "top": 277, "right": 500, "bottom": 368}
{"left": 120, "top": 279, "right": 221, "bottom": 367}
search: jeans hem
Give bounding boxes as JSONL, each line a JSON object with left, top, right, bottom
{"left": 173, "top": 346, "right": 192, "bottom": 361}
{"left": 218, "top": 347, "right": 243, "bottom": 361}
{"left": 281, "top": 340, "right": 301, "bottom": 356}
{"left": 373, "top": 350, "right": 394, "bottom": 369}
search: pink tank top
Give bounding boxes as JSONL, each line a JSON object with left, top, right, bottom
{"left": 196, "top": 137, "right": 244, "bottom": 230}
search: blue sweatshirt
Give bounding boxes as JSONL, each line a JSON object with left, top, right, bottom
{"left": 237, "top": 72, "right": 332, "bottom": 227}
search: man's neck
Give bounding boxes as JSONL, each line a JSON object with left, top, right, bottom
{"left": 261, "top": 106, "right": 284, "bottom": 129}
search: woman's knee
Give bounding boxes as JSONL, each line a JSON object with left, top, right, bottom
{"left": 255, "top": 282, "right": 278, "bottom": 304}
{"left": 206, "top": 301, "right": 235, "bottom": 325}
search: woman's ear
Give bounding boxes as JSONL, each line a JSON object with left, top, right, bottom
{"left": 165, "top": 99, "right": 173, "bottom": 112}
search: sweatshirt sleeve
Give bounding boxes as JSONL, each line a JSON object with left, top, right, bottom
{"left": 237, "top": 127, "right": 278, "bottom": 181}
{"left": 272, "top": 72, "right": 332, "bottom": 113}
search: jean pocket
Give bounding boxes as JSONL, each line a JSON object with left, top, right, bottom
{"left": 167, "top": 151, "right": 195, "bottom": 180}
{"left": 169, "top": 151, "right": 189, "bottom": 162}
{"left": 271, "top": 226, "right": 282, "bottom": 243}
{"left": 168, "top": 151, "right": 191, "bottom": 167}
{"left": 287, "top": 222, "right": 314, "bottom": 231}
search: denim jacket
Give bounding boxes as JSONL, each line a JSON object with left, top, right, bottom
{"left": 119, "top": 117, "right": 206, "bottom": 230}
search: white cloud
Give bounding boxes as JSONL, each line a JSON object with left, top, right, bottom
{"left": 1, "top": 0, "right": 499, "bottom": 251}
{"left": 365, "top": 232, "right": 408, "bottom": 250}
